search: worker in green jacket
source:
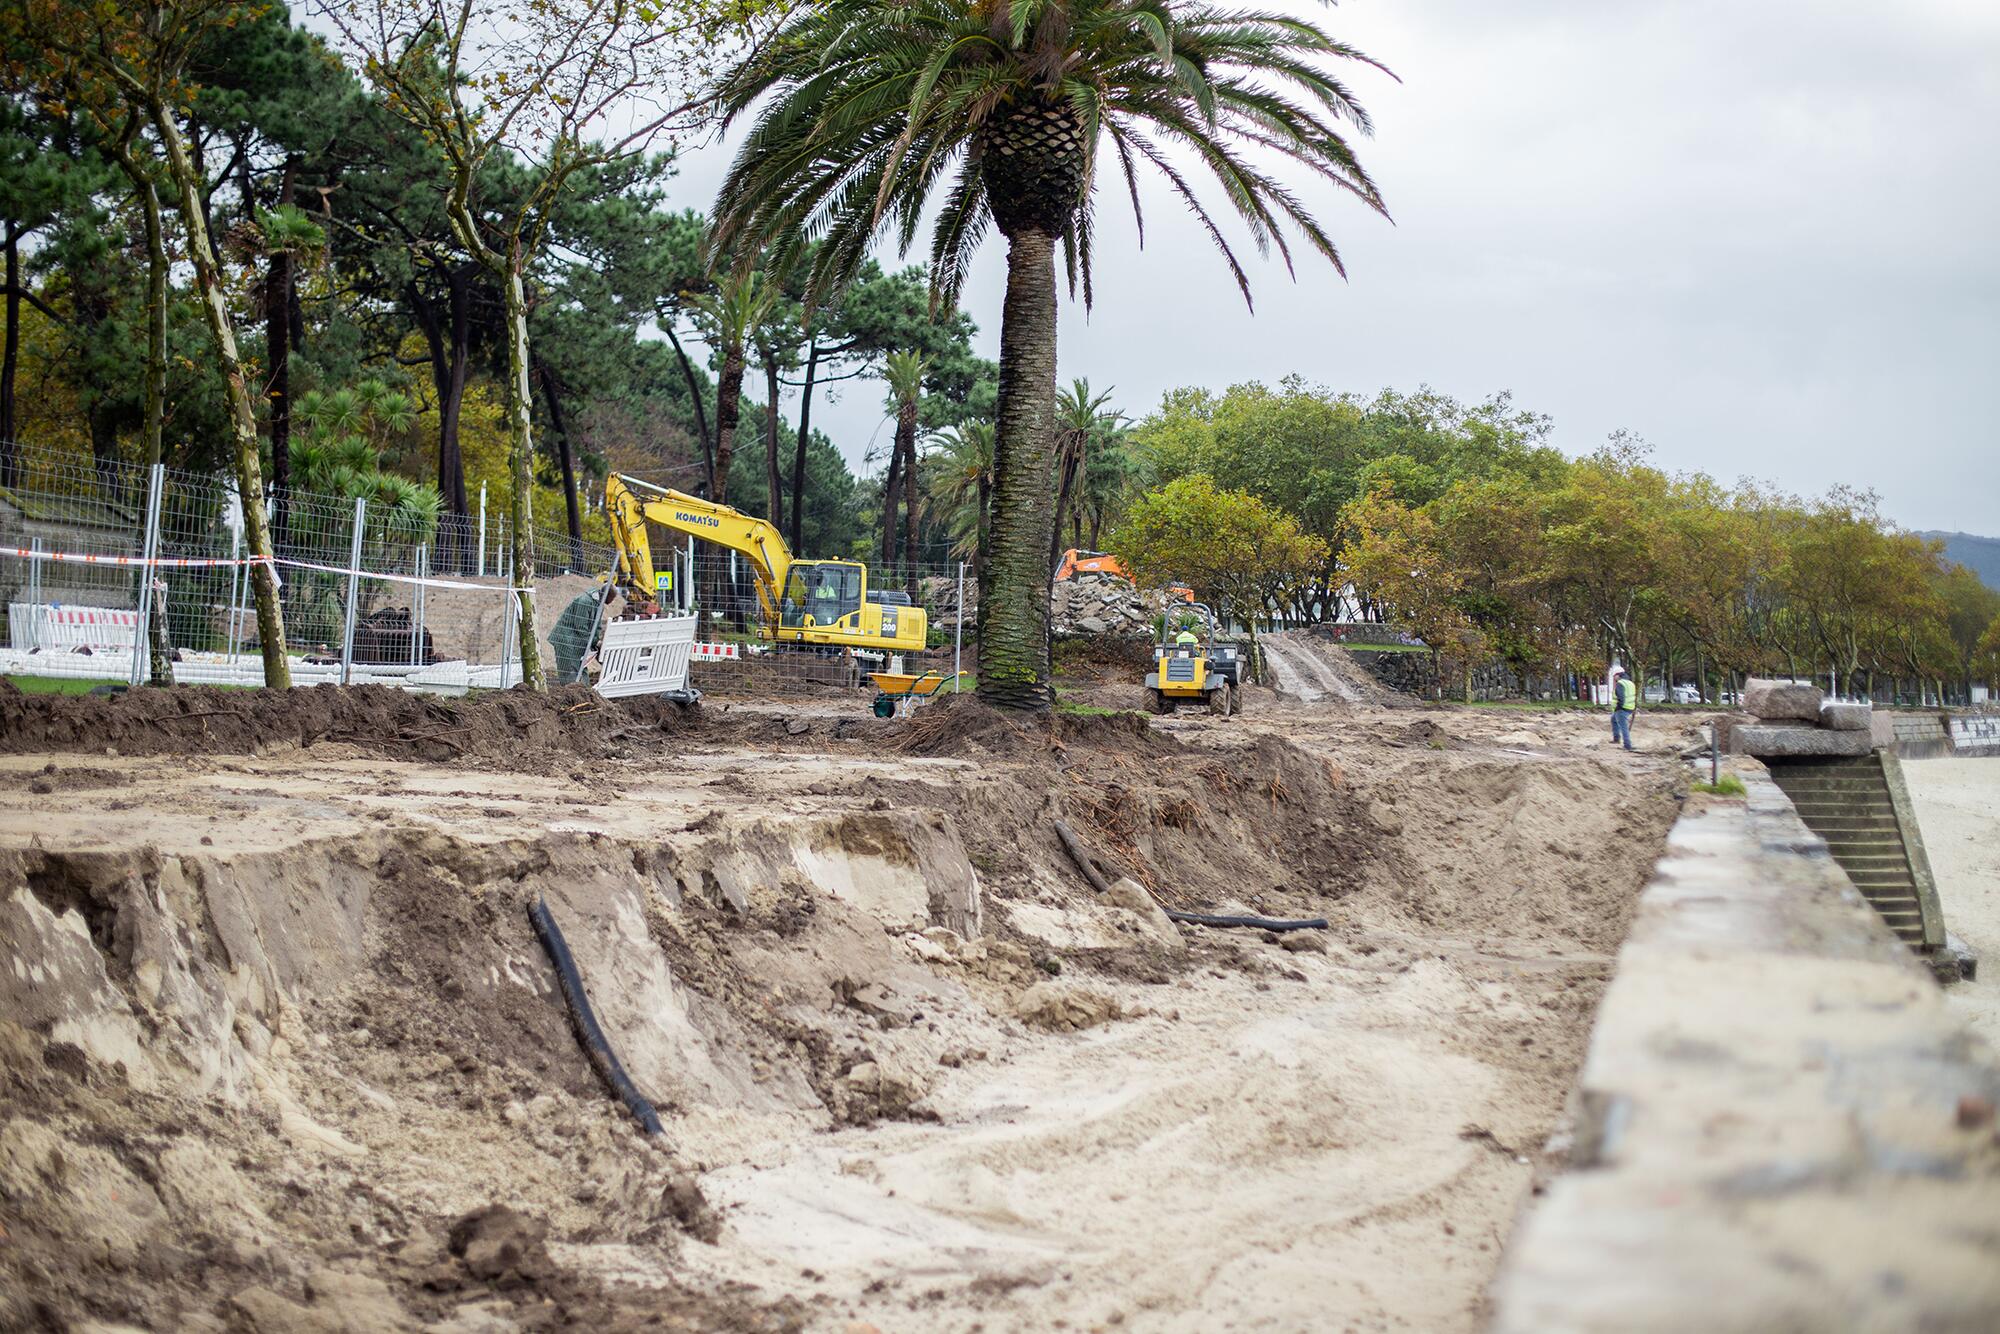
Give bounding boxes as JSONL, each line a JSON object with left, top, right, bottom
{"left": 1609, "top": 666, "right": 1638, "bottom": 751}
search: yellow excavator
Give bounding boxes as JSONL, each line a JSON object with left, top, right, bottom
{"left": 605, "top": 474, "right": 928, "bottom": 654}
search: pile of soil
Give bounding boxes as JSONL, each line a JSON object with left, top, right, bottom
{"left": 894, "top": 694, "right": 1179, "bottom": 760}
{"left": 0, "top": 681, "right": 698, "bottom": 769}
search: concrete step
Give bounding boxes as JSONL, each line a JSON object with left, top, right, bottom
{"left": 1771, "top": 752, "right": 1941, "bottom": 953}
{"left": 1778, "top": 776, "right": 1891, "bottom": 792}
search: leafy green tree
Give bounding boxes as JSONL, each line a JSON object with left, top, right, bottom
{"left": 1340, "top": 485, "right": 1485, "bottom": 699}
{"left": 711, "top": 0, "right": 1390, "bottom": 710}
{"left": 322, "top": 0, "right": 756, "bottom": 688}
{"left": 1112, "top": 474, "right": 1327, "bottom": 650}
{"left": 1935, "top": 563, "right": 2000, "bottom": 700}
{"left": 14, "top": 0, "right": 297, "bottom": 685}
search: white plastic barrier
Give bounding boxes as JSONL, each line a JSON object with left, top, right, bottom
{"left": 595, "top": 614, "right": 697, "bottom": 698}
{"left": 8, "top": 602, "right": 139, "bottom": 653}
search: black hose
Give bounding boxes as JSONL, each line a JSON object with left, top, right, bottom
{"left": 1166, "top": 910, "right": 1330, "bottom": 932}
{"left": 527, "top": 897, "right": 664, "bottom": 1136}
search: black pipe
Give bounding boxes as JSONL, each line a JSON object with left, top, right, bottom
{"left": 527, "top": 897, "right": 665, "bottom": 1136}
{"left": 1166, "top": 911, "right": 1330, "bottom": 932}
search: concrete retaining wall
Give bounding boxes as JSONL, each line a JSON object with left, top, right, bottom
{"left": 1489, "top": 766, "right": 2000, "bottom": 1332}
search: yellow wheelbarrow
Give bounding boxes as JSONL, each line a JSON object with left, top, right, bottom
{"left": 870, "top": 669, "right": 961, "bottom": 718}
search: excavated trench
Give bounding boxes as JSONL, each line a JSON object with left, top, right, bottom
{"left": 0, "top": 694, "right": 1685, "bottom": 1332}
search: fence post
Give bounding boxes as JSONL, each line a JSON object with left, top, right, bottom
{"left": 226, "top": 527, "right": 245, "bottom": 666}
{"left": 412, "top": 543, "right": 428, "bottom": 668}
{"left": 128, "top": 462, "right": 165, "bottom": 686}
{"left": 339, "top": 495, "right": 367, "bottom": 686}
{"left": 26, "top": 537, "right": 41, "bottom": 641}
{"left": 498, "top": 553, "right": 516, "bottom": 688}
{"left": 477, "top": 482, "right": 488, "bottom": 576}
{"left": 954, "top": 560, "right": 966, "bottom": 691}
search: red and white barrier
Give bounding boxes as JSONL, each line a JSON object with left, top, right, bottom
{"left": 6, "top": 602, "right": 140, "bottom": 652}
{"left": 690, "top": 641, "right": 741, "bottom": 660}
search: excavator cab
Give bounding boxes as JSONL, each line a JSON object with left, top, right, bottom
{"left": 781, "top": 561, "right": 865, "bottom": 631}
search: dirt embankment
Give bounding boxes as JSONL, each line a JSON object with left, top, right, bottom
{"left": 0, "top": 685, "right": 1686, "bottom": 1332}
{"left": 0, "top": 680, "right": 699, "bottom": 769}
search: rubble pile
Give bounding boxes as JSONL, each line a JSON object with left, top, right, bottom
{"left": 1731, "top": 678, "right": 1874, "bottom": 757}
{"left": 1051, "top": 571, "right": 1175, "bottom": 637}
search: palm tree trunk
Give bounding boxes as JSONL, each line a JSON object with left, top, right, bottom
{"left": 790, "top": 340, "right": 818, "bottom": 550}
{"left": 976, "top": 474, "right": 992, "bottom": 577}
{"left": 898, "top": 399, "right": 919, "bottom": 573}
{"left": 763, "top": 355, "right": 783, "bottom": 523}
{"left": 713, "top": 345, "right": 744, "bottom": 505}
{"left": 880, "top": 434, "right": 902, "bottom": 568}
{"left": 1047, "top": 438, "right": 1076, "bottom": 580}
{"left": 978, "top": 228, "right": 1059, "bottom": 710}
{"left": 151, "top": 99, "right": 290, "bottom": 688}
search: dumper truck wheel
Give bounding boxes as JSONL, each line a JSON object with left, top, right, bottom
{"left": 1208, "top": 683, "right": 1233, "bottom": 717}
{"left": 1145, "top": 689, "right": 1172, "bottom": 715}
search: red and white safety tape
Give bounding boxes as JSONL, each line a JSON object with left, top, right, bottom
{"left": 690, "top": 642, "right": 741, "bottom": 660}
{"left": 2, "top": 546, "right": 268, "bottom": 569}
{"left": 5, "top": 545, "right": 532, "bottom": 594}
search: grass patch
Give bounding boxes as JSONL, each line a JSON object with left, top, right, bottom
{"left": 1340, "top": 643, "right": 1422, "bottom": 653}
{"left": 3, "top": 674, "right": 124, "bottom": 694}
{"left": 1054, "top": 701, "right": 1137, "bottom": 720}
{"left": 1692, "top": 774, "right": 1747, "bottom": 797}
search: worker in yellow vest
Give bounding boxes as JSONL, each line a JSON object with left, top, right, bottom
{"left": 1609, "top": 666, "right": 1638, "bottom": 751}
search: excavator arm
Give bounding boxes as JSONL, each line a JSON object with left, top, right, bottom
{"left": 604, "top": 473, "right": 929, "bottom": 654}
{"left": 605, "top": 474, "right": 791, "bottom": 627}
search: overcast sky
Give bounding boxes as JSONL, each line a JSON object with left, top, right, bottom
{"left": 665, "top": 0, "right": 2000, "bottom": 535}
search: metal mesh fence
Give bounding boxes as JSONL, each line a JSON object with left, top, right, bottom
{"left": 1, "top": 448, "right": 973, "bottom": 703}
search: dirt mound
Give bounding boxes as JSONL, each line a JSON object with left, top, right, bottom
{"left": 0, "top": 680, "right": 697, "bottom": 769}
{"left": 895, "top": 694, "right": 1180, "bottom": 759}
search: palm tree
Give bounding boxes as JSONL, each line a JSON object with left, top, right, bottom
{"left": 711, "top": 0, "right": 1388, "bottom": 708}
{"left": 882, "top": 350, "right": 930, "bottom": 568}
{"left": 1049, "top": 379, "right": 1122, "bottom": 576}
{"left": 926, "top": 420, "right": 997, "bottom": 573}
{"left": 684, "top": 266, "right": 780, "bottom": 505}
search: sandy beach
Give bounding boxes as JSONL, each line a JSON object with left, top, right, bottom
{"left": 1902, "top": 757, "right": 2000, "bottom": 1044}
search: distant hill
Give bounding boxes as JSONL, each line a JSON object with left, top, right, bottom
{"left": 1923, "top": 531, "right": 2000, "bottom": 590}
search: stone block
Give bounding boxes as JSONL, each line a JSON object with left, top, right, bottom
{"left": 1819, "top": 700, "right": 1872, "bottom": 732}
{"left": 1744, "top": 677, "right": 1824, "bottom": 722}
{"left": 1732, "top": 724, "right": 1873, "bottom": 758}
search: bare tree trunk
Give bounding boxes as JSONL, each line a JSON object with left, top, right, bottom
{"left": 151, "top": 100, "right": 289, "bottom": 688}
{"left": 664, "top": 322, "right": 714, "bottom": 496}
{"left": 977, "top": 227, "right": 1059, "bottom": 710}
{"left": 1, "top": 222, "right": 18, "bottom": 487}
{"left": 106, "top": 146, "right": 168, "bottom": 471}
{"left": 265, "top": 169, "right": 294, "bottom": 552}
{"left": 498, "top": 238, "right": 543, "bottom": 688}
{"left": 536, "top": 359, "right": 584, "bottom": 570}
